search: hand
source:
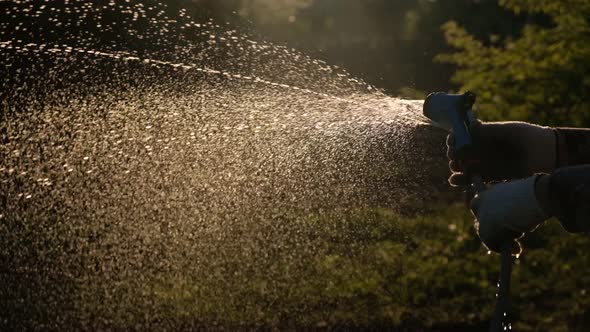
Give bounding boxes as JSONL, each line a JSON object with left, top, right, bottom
{"left": 447, "top": 121, "right": 556, "bottom": 187}
{"left": 471, "top": 175, "right": 550, "bottom": 253}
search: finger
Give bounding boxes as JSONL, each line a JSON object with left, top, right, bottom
{"left": 511, "top": 240, "right": 522, "bottom": 256}
{"left": 446, "top": 133, "right": 456, "bottom": 160}
{"left": 448, "top": 172, "right": 469, "bottom": 187}
{"left": 481, "top": 239, "right": 501, "bottom": 254}
{"left": 464, "top": 188, "right": 476, "bottom": 207}
{"left": 445, "top": 132, "right": 455, "bottom": 147}
{"left": 446, "top": 144, "right": 456, "bottom": 160}
{"left": 474, "top": 222, "right": 503, "bottom": 254}
{"left": 477, "top": 225, "right": 524, "bottom": 255}
{"left": 469, "top": 193, "right": 481, "bottom": 216}
{"left": 449, "top": 160, "right": 461, "bottom": 172}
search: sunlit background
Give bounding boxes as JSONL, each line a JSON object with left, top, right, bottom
{"left": 1, "top": 0, "right": 589, "bottom": 331}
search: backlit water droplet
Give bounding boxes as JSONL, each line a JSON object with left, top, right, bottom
{"left": 0, "top": 0, "right": 443, "bottom": 330}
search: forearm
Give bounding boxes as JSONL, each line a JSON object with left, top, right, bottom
{"left": 536, "top": 165, "right": 590, "bottom": 233}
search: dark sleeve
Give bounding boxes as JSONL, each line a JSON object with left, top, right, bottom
{"left": 556, "top": 128, "right": 590, "bottom": 166}
{"left": 549, "top": 165, "right": 590, "bottom": 233}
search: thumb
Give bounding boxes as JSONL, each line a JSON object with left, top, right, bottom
{"left": 511, "top": 240, "right": 522, "bottom": 256}
{"left": 497, "top": 240, "right": 523, "bottom": 256}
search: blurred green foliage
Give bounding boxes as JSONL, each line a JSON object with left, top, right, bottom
{"left": 181, "top": 0, "right": 589, "bottom": 125}
{"left": 127, "top": 206, "right": 590, "bottom": 331}
{"left": 168, "top": 1, "right": 590, "bottom": 330}
{"left": 4, "top": 1, "right": 589, "bottom": 330}
{"left": 178, "top": 0, "right": 527, "bottom": 95}
{"left": 437, "top": 0, "right": 590, "bottom": 126}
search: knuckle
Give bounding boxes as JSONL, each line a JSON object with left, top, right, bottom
{"left": 446, "top": 147, "right": 455, "bottom": 160}
{"left": 448, "top": 173, "right": 462, "bottom": 187}
{"left": 446, "top": 133, "right": 455, "bottom": 146}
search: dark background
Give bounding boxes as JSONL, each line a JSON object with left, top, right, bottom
{"left": 174, "top": 0, "right": 529, "bottom": 96}
{"left": 174, "top": 0, "right": 588, "bottom": 127}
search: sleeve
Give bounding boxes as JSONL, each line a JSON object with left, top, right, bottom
{"left": 556, "top": 128, "right": 590, "bottom": 166}
{"left": 549, "top": 165, "right": 590, "bottom": 233}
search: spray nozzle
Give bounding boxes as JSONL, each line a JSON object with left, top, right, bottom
{"left": 423, "top": 91, "right": 477, "bottom": 161}
{"left": 424, "top": 91, "right": 512, "bottom": 331}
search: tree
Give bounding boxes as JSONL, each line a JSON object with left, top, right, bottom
{"left": 437, "top": 0, "right": 590, "bottom": 127}
{"left": 178, "top": 0, "right": 523, "bottom": 96}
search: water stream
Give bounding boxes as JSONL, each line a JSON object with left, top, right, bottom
{"left": 1, "top": 1, "right": 448, "bottom": 330}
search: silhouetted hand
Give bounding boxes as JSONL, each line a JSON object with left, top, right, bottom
{"left": 447, "top": 121, "right": 556, "bottom": 187}
{"left": 470, "top": 175, "right": 550, "bottom": 254}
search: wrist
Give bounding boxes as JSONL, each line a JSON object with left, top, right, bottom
{"left": 554, "top": 129, "right": 568, "bottom": 168}
{"left": 533, "top": 127, "right": 558, "bottom": 173}
{"left": 534, "top": 174, "right": 554, "bottom": 217}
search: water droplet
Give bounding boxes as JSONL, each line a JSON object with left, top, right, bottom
{"left": 0, "top": 1, "right": 432, "bottom": 329}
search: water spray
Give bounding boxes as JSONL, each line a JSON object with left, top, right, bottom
{"left": 423, "top": 91, "right": 512, "bottom": 332}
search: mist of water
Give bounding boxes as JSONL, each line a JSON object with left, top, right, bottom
{"left": 1, "top": 1, "right": 448, "bottom": 330}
